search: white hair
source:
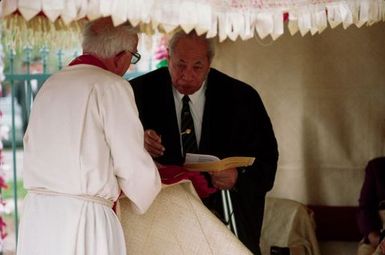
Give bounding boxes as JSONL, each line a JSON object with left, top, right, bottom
{"left": 168, "top": 30, "right": 216, "bottom": 63}
{"left": 82, "top": 19, "right": 138, "bottom": 59}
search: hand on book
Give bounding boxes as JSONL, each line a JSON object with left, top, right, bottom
{"left": 209, "top": 167, "right": 238, "bottom": 190}
{"left": 158, "top": 165, "right": 218, "bottom": 198}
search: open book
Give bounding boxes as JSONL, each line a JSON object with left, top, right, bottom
{"left": 183, "top": 153, "right": 255, "bottom": 172}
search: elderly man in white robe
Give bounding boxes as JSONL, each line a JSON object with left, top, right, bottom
{"left": 16, "top": 17, "right": 161, "bottom": 255}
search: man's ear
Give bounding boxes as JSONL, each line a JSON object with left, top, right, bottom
{"left": 114, "top": 51, "right": 126, "bottom": 67}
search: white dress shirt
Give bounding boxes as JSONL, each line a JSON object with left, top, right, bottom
{"left": 172, "top": 82, "right": 206, "bottom": 149}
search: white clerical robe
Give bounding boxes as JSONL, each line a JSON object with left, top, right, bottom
{"left": 17, "top": 64, "right": 161, "bottom": 255}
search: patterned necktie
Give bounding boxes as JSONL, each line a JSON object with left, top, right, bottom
{"left": 181, "top": 95, "right": 198, "bottom": 155}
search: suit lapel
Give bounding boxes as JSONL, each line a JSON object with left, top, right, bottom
{"left": 158, "top": 71, "right": 184, "bottom": 163}
{"left": 199, "top": 69, "right": 214, "bottom": 154}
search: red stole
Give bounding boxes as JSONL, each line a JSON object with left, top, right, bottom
{"left": 68, "top": 54, "right": 107, "bottom": 70}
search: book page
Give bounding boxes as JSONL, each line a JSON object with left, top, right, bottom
{"left": 184, "top": 154, "right": 255, "bottom": 172}
{"left": 185, "top": 153, "right": 220, "bottom": 164}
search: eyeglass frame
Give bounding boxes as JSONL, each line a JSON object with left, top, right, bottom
{"left": 126, "top": 49, "right": 141, "bottom": 64}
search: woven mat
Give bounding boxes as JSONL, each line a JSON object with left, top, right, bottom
{"left": 118, "top": 181, "right": 251, "bottom": 255}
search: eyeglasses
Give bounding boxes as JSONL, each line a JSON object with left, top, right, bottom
{"left": 126, "top": 50, "right": 141, "bottom": 64}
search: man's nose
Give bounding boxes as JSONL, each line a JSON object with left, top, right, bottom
{"left": 181, "top": 68, "right": 194, "bottom": 81}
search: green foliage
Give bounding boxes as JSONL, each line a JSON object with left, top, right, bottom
{"left": 156, "top": 59, "right": 168, "bottom": 69}
{"left": 2, "top": 179, "right": 27, "bottom": 200}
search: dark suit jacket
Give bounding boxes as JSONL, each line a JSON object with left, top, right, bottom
{"left": 130, "top": 67, "right": 279, "bottom": 254}
{"left": 357, "top": 157, "right": 385, "bottom": 242}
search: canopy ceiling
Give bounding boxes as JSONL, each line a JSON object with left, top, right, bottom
{"left": 0, "top": 0, "right": 384, "bottom": 49}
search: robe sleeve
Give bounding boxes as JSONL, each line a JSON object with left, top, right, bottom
{"left": 100, "top": 80, "right": 161, "bottom": 214}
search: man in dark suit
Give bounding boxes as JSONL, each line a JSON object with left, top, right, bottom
{"left": 130, "top": 31, "right": 279, "bottom": 254}
{"left": 357, "top": 157, "right": 385, "bottom": 254}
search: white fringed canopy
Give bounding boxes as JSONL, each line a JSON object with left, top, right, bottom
{"left": 1, "top": 0, "right": 384, "bottom": 41}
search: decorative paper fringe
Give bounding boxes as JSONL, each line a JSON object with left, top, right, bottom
{"left": 0, "top": 0, "right": 384, "bottom": 49}
{"left": 1, "top": 15, "right": 85, "bottom": 53}
{"left": 287, "top": 0, "right": 385, "bottom": 37}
